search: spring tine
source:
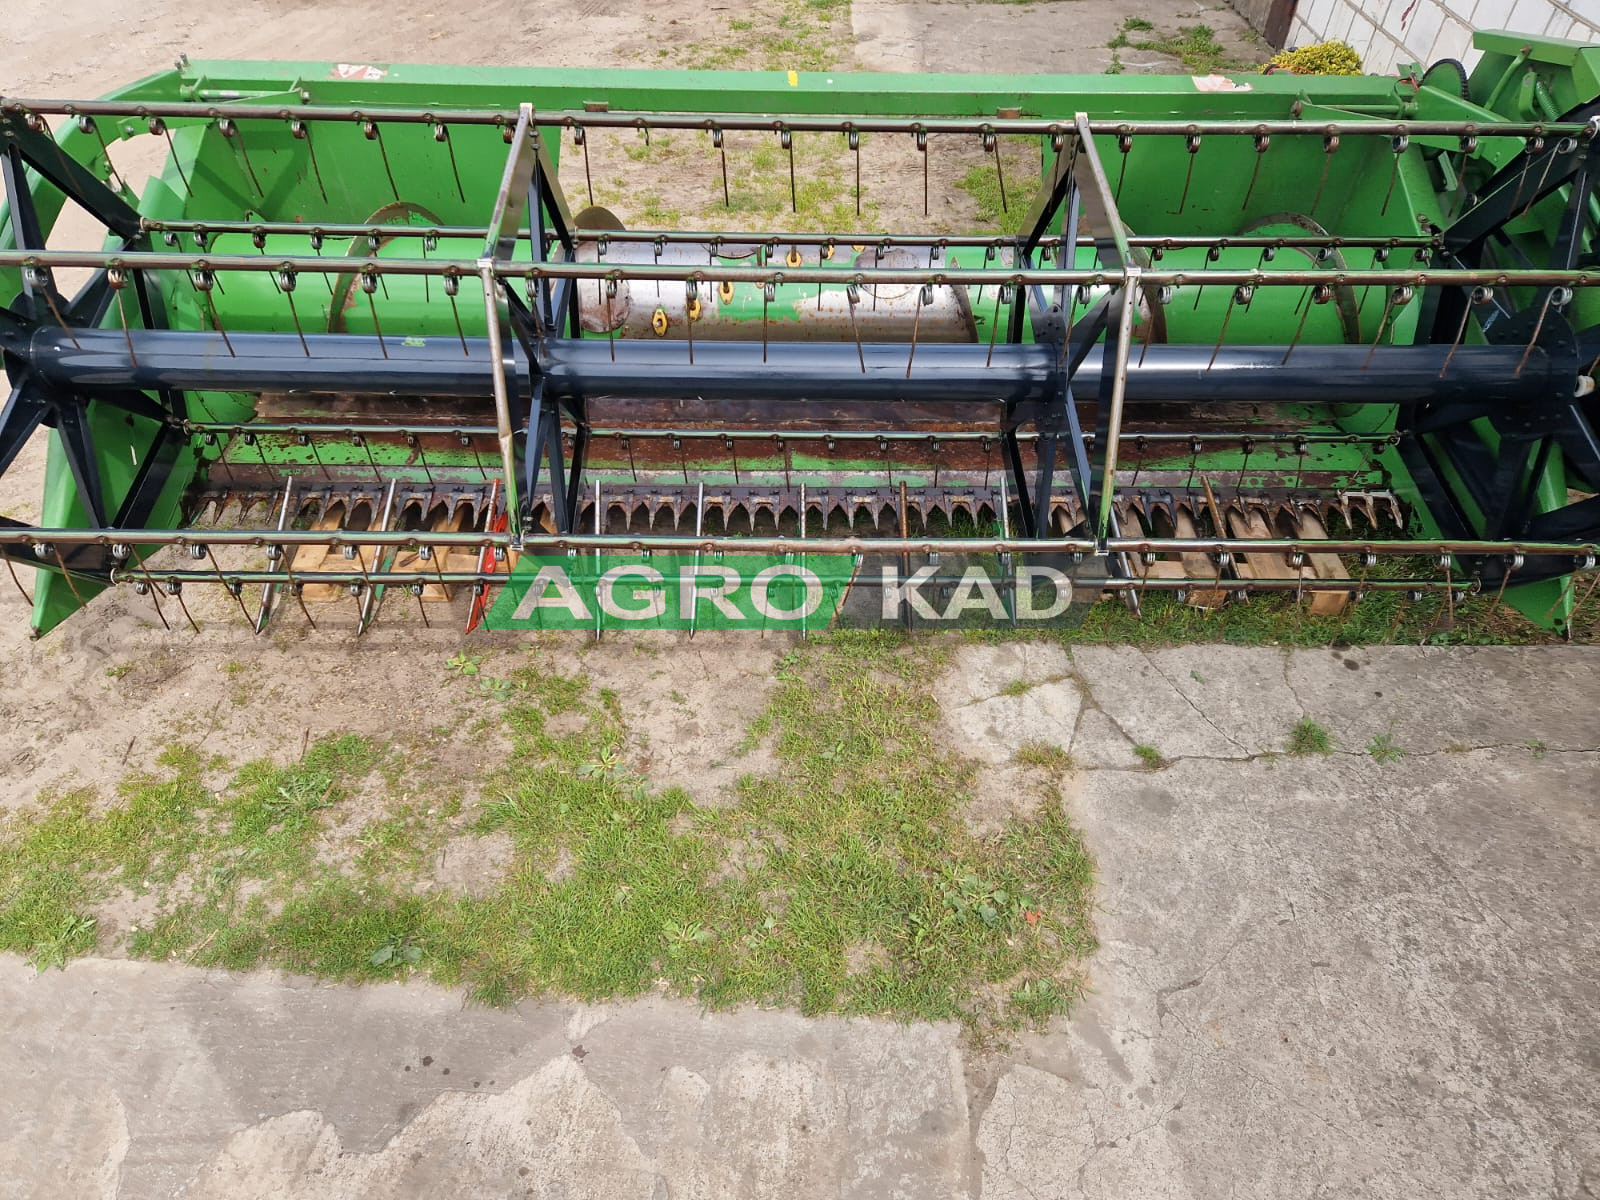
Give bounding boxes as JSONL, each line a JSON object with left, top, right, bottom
{"left": 1310, "top": 134, "right": 1339, "bottom": 219}
{"left": 1284, "top": 284, "right": 1328, "bottom": 365}
{"left": 1116, "top": 132, "right": 1132, "bottom": 202}
{"left": 905, "top": 284, "right": 929, "bottom": 378}
{"left": 40, "top": 284, "right": 82, "bottom": 350}
{"left": 711, "top": 126, "right": 728, "bottom": 207}
{"left": 847, "top": 283, "right": 866, "bottom": 373}
{"left": 762, "top": 280, "right": 772, "bottom": 363}
{"left": 686, "top": 279, "right": 696, "bottom": 366}
{"left": 290, "top": 575, "right": 317, "bottom": 631}
{"left": 445, "top": 275, "right": 469, "bottom": 356}
{"left": 411, "top": 436, "right": 434, "bottom": 486}
{"left": 414, "top": 586, "right": 430, "bottom": 627}
{"left": 434, "top": 122, "right": 466, "bottom": 204}
{"left": 1174, "top": 133, "right": 1200, "bottom": 215}
{"left": 291, "top": 120, "right": 330, "bottom": 204}
{"left": 281, "top": 270, "right": 310, "bottom": 357}
{"left": 357, "top": 434, "right": 382, "bottom": 482}
{"left": 203, "top": 289, "right": 235, "bottom": 357}
{"left": 128, "top": 553, "right": 171, "bottom": 630}
{"left": 1208, "top": 286, "right": 1248, "bottom": 370}
{"left": 1380, "top": 134, "right": 1408, "bottom": 217}
{"left": 986, "top": 285, "right": 1004, "bottom": 368}
{"left": 202, "top": 546, "right": 254, "bottom": 626}
{"left": 1515, "top": 288, "right": 1557, "bottom": 377}
{"left": 849, "top": 128, "right": 861, "bottom": 216}
{"left": 782, "top": 127, "right": 796, "bottom": 212}
{"left": 576, "top": 124, "right": 595, "bottom": 208}
{"left": 157, "top": 120, "right": 193, "bottom": 198}
{"left": 1192, "top": 246, "right": 1216, "bottom": 311}
{"left": 917, "top": 127, "right": 929, "bottom": 217}
{"left": 219, "top": 118, "right": 264, "bottom": 201}
{"left": 110, "top": 276, "right": 139, "bottom": 368}
{"left": 310, "top": 232, "right": 334, "bottom": 294}
{"left": 364, "top": 271, "right": 389, "bottom": 358}
{"left": 360, "top": 120, "right": 401, "bottom": 203}
{"left": 306, "top": 434, "right": 331, "bottom": 479}
{"left": 79, "top": 115, "right": 130, "bottom": 195}
{"left": 1507, "top": 137, "right": 1538, "bottom": 216}
{"left": 1241, "top": 132, "right": 1268, "bottom": 211}
{"left": 164, "top": 574, "right": 201, "bottom": 633}
{"left": 4, "top": 553, "right": 34, "bottom": 607}
{"left": 1519, "top": 137, "right": 1566, "bottom": 220}
{"left": 985, "top": 129, "right": 1008, "bottom": 212}
{"left": 1362, "top": 291, "right": 1398, "bottom": 371}
{"left": 1438, "top": 296, "right": 1475, "bottom": 379}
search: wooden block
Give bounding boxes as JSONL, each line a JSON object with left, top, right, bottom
{"left": 1295, "top": 510, "right": 1352, "bottom": 616}
{"left": 1171, "top": 509, "right": 1227, "bottom": 608}
{"left": 1225, "top": 507, "right": 1300, "bottom": 582}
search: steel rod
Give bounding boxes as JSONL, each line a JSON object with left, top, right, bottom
{"left": 138, "top": 218, "right": 1442, "bottom": 254}
{"left": 3, "top": 528, "right": 1591, "bottom": 556}
{"left": 179, "top": 419, "right": 1397, "bottom": 446}
{"left": 3, "top": 249, "right": 1592, "bottom": 290}
{"left": 4, "top": 98, "right": 1589, "bottom": 138}
{"left": 21, "top": 330, "right": 1565, "bottom": 409}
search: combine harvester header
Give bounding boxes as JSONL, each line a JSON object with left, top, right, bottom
{"left": 2, "top": 31, "right": 1598, "bottom": 636}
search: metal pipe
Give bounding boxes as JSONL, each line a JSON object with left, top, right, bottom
{"left": 99, "top": 568, "right": 1479, "bottom": 594}
{"left": 138, "top": 217, "right": 1441, "bottom": 253}
{"left": 4, "top": 98, "right": 1589, "bottom": 138}
{"left": 3, "top": 249, "right": 1596, "bottom": 290}
{"left": 179, "top": 419, "right": 1396, "bottom": 446}
{"left": 22, "top": 328, "right": 1564, "bottom": 408}
{"left": 3, "top": 527, "right": 1591, "bottom": 557}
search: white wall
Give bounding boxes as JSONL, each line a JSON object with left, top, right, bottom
{"left": 1287, "top": 0, "right": 1600, "bottom": 76}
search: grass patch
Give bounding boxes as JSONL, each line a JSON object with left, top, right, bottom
{"left": 1015, "top": 742, "right": 1074, "bottom": 772}
{"left": 1108, "top": 18, "right": 1230, "bottom": 74}
{"left": 1366, "top": 733, "right": 1406, "bottom": 764}
{"left": 1287, "top": 718, "right": 1332, "bottom": 755}
{"left": 1133, "top": 743, "right": 1166, "bottom": 770}
{"left": 2, "top": 639, "right": 1095, "bottom": 1037}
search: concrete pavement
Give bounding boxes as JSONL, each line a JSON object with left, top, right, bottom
{"left": 2, "top": 644, "right": 1595, "bottom": 1199}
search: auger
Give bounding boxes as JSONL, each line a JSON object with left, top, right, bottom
{"left": 2, "top": 32, "right": 1598, "bottom": 637}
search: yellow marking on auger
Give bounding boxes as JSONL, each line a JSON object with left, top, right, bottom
{"left": 787, "top": 71, "right": 798, "bottom": 86}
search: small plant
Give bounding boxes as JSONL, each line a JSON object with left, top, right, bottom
{"left": 999, "top": 678, "right": 1033, "bottom": 697}
{"left": 1266, "top": 40, "right": 1362, "bottom": 75}
{"left": 369, "top": 932, "right": 424, "bottom": 970}
{"left": 943, "top": 875, "right": 1025, "bottom": 930}
{"left": 1526, "top": 739, "right": 1548, "bottom": 759}
{"left": 1367, "top": 733, "right": 1405, "bottom": 764}
{"left": 1288, "top": 719, "right": 1332, "bottom": 755}
{"left": 447, "top": 651, "right": 484, "bottom": 677}
{"left": 1009, "top": 976, "right": 1073, "bottom": 1024}
{"left": 577, "top": 744, "right": 625, "bottom": 779}
{"left": 1133, "top": 743, "right": 1166, "bottom": 770}
{"left": 30, "top": 914, "right": 96, "bottom": 971}
{"left": 478, "top": 675, "right": 527, "bottom": 701}
{"left": 663, "top": 921, "right": 714, "bottom": 957}
{"left": 104, "top": 663, "right": 132, "bottom": 681}
{"left": 1015, "top": 742, "right": 1073, "bottom": 772}
{"left": 1110, "top": 20, "right": 1230, "bottom": 74}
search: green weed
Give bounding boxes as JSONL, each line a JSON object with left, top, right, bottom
{"left": 1367, "top": 733, "right": 1406, "bottom": 764}
{"left": 1288, "top": 719, "right": 1332, "bottom": 755}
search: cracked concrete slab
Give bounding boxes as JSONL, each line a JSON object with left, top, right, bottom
{"left": 3, "top": 646, "right": 1596, "bottom": 1199}
{"left": 0, "top": 962, "right": 970, "bottom": 1199}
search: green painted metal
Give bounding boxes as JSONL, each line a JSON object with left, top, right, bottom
{"left": 2, "top": 28, "right": 1598, "bottom": 634}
